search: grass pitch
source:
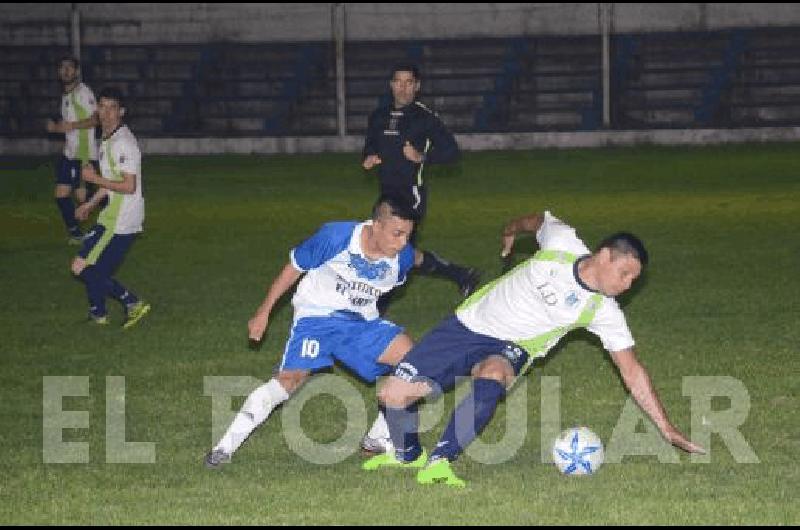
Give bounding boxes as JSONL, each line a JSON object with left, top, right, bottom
{"left": 1, "top": 145, "right": 798, "bottom": 524}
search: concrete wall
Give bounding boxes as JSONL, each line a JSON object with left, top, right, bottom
{"left": 4, "top": 128, "right": 800, "bottom": 157}
{"left": 612, "top": 3, "right": 800, "bottom": 33}
{"left": 2, "top": 3, "right": 800, "bottom": 45}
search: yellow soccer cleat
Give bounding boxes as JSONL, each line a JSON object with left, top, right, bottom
{"left": 123, "top": 301, "right": 151, "bottom": 330}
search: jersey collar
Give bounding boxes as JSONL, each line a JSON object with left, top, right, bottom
{"left": 573, "top": 255, "right": 599, "bottom": 293}
{"left": 102, "top": 123, "right": 125, "bottom": 141}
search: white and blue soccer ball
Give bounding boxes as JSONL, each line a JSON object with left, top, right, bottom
{"left": 552, "top": 427, "right": 604, "bottom": 476}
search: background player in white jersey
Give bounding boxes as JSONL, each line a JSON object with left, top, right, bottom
{"left": 70, "top": 87, "right": 150, "bottom": 329}
{"left": 204, "top": 195, "right": 419, "bottom": 469}
{"left": 364, "top": 211, "right": 705, "bottom": 487}
{"left": 46, "top": 57, "right": 99, "bottom": 244}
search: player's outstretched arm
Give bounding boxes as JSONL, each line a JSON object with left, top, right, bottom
{"left": 611, "top": 347, "right": 706, "bottom": 454}
{"left": 247, "top": 262, "right": 303, "bottom": 341}
{"left": 500, "top": 213, "right": 545, "bottom": 258}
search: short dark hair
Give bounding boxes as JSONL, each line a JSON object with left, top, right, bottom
{"left": 59, "top": 56, "right": 79, "bottom": 69}
{"left": 391, "top": 63, "right": 421, "bottom": 81}
{"left": 596, "top": 232, "right": 649, "bottom": 266}
{"left": 98, "top": 86, "right": 125, "bottom": 108}
{"left": 372, "top": 193, "right": 418, "bottom": 223}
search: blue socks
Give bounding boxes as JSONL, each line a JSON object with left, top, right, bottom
{"left": 105, "top": 278, "right": 137, "bottom": 307}
{"left": 55, "top": 197, "right": 81, "bottom": 237}
{"left": 78, "top": 266, "right": 136, "bottom": 317}
{"left": 431, "top": 378, "right": 506, "bottom": 463}
{"left": 384, "top": 378, "right": 507, "bottom": 464}
{"left": 78, "top": 266, "right": 106, "bottom": 317}
{"left": 385, "top": 403, "right": 423, "bottom": 463}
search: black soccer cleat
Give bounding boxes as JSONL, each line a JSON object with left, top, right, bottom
{"left": 458, "top": 268, "right": 481, "bottom": 298}
{"left": 204, "top": 449, "right": 231, "bottom": 470}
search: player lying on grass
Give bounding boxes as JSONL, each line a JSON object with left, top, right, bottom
{"left": 205, "top": 194, "right": 420, "bottom": 469}
{"left": 364, "top": 211, "right": 705, "bottom": 487}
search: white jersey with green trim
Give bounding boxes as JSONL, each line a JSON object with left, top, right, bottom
{"left": 97, "top": 125, "right": 144, "bottom": 235}
{"left": 61, "top": 83, "right": 98, "bottom": 162}
{"left": 456, "top": 211, "right": 634, "bottom": 358}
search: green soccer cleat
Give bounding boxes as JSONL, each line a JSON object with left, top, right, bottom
{"left": 417, "top": 458, "right": 466, "bottom": 488}
{"left": 123, "top": 301, "right": 151, "bottom": 330}
{"left": 362, "top": 450, "right": 427, "bottom": 471}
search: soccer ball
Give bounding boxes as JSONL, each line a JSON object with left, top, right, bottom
{"left": 552, "top": 427, "right": 604, "bottom": 475}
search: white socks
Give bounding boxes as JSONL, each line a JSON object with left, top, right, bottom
{"left": 366, "top": 410, "right": 390, "bottom": 440}
{"left": 214, "top": 378, "right": 290, "bottom": 455}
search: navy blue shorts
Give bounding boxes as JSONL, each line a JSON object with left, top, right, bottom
{"left": 79, "top": 224, "right": 137, "bottom": 272}
{"left": 393, "top": 315, "right": 529, "bottom": 394}
{"left": 55, "top": 156, "right": 99, "bottom": 187}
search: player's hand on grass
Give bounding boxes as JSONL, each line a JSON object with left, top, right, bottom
{"left": 248, "top": 312, "right": 269, "bottom": 342}
{"left": 362, "top": 155, "right": 382, "bottom": 170}
{"left": 665, "top": 428, "right": 706, "bottom": 454}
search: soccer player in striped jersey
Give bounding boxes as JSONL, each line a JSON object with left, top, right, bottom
{"left": 364, "top": 211, "right": 704, "bottom": 486}
{"left": 71, "top": 87, "right": 150, "bottom": 328}
{"left": 46, "top": 57, "right": 99, "bottom": 244}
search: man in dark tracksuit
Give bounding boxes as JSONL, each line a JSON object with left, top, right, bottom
{"left": 362, "top": 63, "right": 480, "bottom": 300}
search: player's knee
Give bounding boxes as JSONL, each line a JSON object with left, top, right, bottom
{"left": 473, "top": 357, "right": 513, "bottom": 386}
{"left": 378, "top": 333, "right": 414, "bottom": 366}
{"left": 71, "top": 257, "right": 87, "bottom": 276}
{"left": 275, "top": 370, "right": 307, "bottom": 395}
{"left": 378, "top": 378, "right": 413, "bottom": 409}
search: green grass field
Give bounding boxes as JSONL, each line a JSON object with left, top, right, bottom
{"left": 1, "top": 145, "right": 798, "bottom": 524}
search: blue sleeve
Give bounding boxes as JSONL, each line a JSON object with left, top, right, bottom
{"left": 291, "top": 221, "right": 357, "bottom": 272}
{"left": 396, "top": 244, "right": 416, "bottom": 284}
